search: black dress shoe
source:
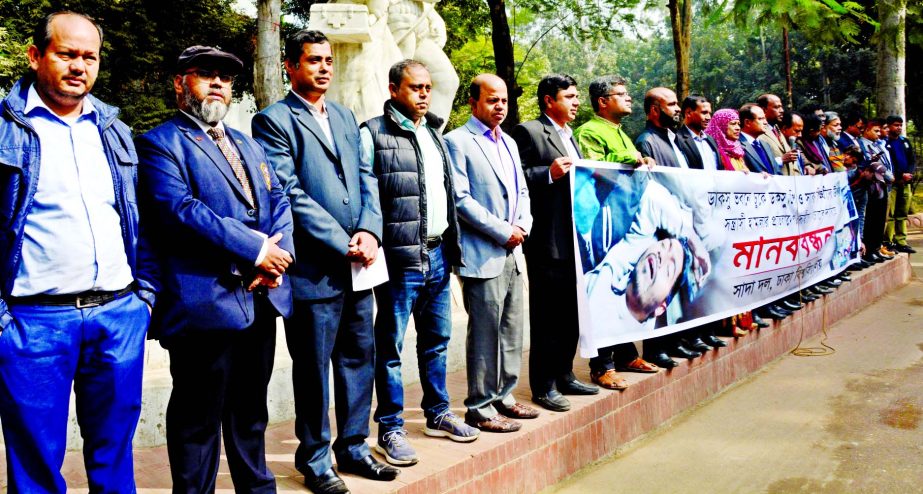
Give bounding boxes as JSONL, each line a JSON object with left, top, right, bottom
{"left": 762, "top": 306, "right": 789, "bottom": 320}
{"left": 686, "top": 338, "right": 712, "bottom": 353}
{"left": 701, "top": 334, "right": 728, "bottom": 348}
{"left": 810, "top": 284, "right": 833, "bottom": 295}
{"left": 751, "top": 312, "right": 770, "bottom": 328}
{"left": 671, "top": 344, "right": 702, "bottom": 359}
{"left": 800, "top": 291, "right": 819, "bottom": 302}
{"left": 836, "top": 272, "right": 851, "bottom": 282}
{"left": 532, "top": 390, "right": 571, "bottom": 412}
{"left": 304, "top": 468, "right": 350, "bottom": 494}
{"left": 862, "top": 253, "right": 883, "bottom": 264}
{"left": 768, "top": 304, "right": 792, "bottom": 316}
{"left": 645, "top": 352, "right": 678, "bottom": 369}
{"left": 337, "top": 455, "right": 400, "bottom": 482}
{"left": 824, "top": 278, "right": 843, "bottom": 287}
{"left": 556, "top": 378, "right": 599, "bottom": 395}
{"left": 895, "top": 244, "right": 917, "bottom": 254}
{"left": 780, "top": 299, "right": 803, "bottom": 311}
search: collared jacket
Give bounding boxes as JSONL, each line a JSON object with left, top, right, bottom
{"left": 0, "top": 76, "right": 155, "bottom": 331}
{"left": 361, "top": 101, "right": 462, "bottom": 271}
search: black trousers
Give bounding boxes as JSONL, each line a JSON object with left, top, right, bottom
{"left": 165, "top": 298, "right": 278, "bottom": 494}
{"left": 526, "top": 256, "right": 579, "bottom": 395}
{"left": 863, "top": 192, "right": 888, "bottom": 252}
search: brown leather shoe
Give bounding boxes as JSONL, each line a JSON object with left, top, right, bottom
{"left": 464, "top": 413, "right": 522, "bottom": 432}
{"left": 495, "top": 402, "right": 540, "bottom": 419}
{"left": 616, "top": 357, "right": 661, "bottom": 373}
{"left": 591, "top": 369, "right": 629, "bottom": 390}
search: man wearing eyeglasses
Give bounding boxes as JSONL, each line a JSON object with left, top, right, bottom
{"left": 574, "top": 76, "right": 661, "bottom": 390}
{"left": 136, "top": 45, "right": 295, "bottom": 492}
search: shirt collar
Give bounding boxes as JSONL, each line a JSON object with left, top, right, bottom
{"left": 545, "top": 113, "right": 572, "bottom": 137}
{"left": 389, "top": 102, "right": 425, "bottom": 132}
{"left": 591, "top": 114, "right": 623, "bottom": 130}
{"left": 685, "top": 125, "right": 705, "bottom": 139}
{"left": 24, "top": 83, "right": 97, "bottom": 124}
{"left": 469, "top": 115, "right": 502, "bottom": 142}
{"left": 292, "top": 91, "right": 328, "bottom": 117}
{"left": 180, "top": 110, "right": 226, "bottom": 135}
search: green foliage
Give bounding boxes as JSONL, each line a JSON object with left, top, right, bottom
{"left": 0, "top": 0, "right": 256, "bottom": 133}
{"left": 445, "top": 34, "right": 550, "bottom": 131}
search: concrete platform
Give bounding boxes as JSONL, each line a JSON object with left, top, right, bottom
{"left": 0, "top": 249, "right": 911, "bottom": 492}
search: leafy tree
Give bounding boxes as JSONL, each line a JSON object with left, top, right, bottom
{"left": 0, "top": 0, "right": 256, "bottom": 133}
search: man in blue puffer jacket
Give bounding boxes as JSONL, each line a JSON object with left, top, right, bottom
{"left": 0, "top": 11, "right": 154, "bottom": 493}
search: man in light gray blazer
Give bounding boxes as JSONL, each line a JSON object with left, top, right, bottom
{"left": 445, "top": 74, "right": 538, "bottom": 433}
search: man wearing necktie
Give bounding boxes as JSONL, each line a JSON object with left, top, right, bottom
{"left": 445, "top": 74, "right": 539, "bottom": 432}
{"left": 137, "top": 46, "right": 295, "bottom": 492}
{"left": 739, "top": 103, "right": 777, "bottom": 174}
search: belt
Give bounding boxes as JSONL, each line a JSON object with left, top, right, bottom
{"left": 425, "top": 236, "right": 442, "bottom": 249}
{"left": 9, "top": 284, "right": 134, "bottom": 309}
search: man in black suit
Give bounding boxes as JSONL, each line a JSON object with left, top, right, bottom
{"left": 641, "top": 95, "right": 725, "bottom": 367}
{"left": 511, "top": 74, "right": 599, "bottom": 413}
{"left": 675, "top": 95, "right": 720, "bottom": 171}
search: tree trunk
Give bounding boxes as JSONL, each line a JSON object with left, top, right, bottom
{"left": 876, "top": 0, "right": 907, "bottom": 122}
{"left": 782, "top": 27, "right": 793, "bottom": 108}
{"left": 488, "top": 0, "right": 520, "bottom": 129}
{"left": 668, "top": 0, "right": 692, "bottom": 99}
{"left": 254, "top": 0, "right": 284, "bottom": 111}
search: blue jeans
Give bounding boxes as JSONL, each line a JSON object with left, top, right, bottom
{"left": 373, "top": 244, "right": 452, "bottom": 434}
{"left": 0, "top": 291, "right": 148, "bottom": 493}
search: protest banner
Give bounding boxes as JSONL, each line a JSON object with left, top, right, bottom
{"left": 573, "top": 162, "right": 859, "bottom": 357}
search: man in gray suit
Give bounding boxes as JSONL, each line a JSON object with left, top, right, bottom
{"left": 252, "top": 30, "right": 396, "bottom": 494}
{"left": 445, "top": 74, "right": 538, "bottom": 433}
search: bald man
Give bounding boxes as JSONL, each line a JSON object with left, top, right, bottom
{"left": 445, "top": 74, "right": 538, "bottom": 432}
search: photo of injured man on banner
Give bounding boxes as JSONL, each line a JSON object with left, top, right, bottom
{"left": 573, "top": 162, "right": 860, "bottom": 357}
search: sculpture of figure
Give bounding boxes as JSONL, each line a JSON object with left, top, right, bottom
{"left": 387, "top": 0, "right": 459, "bottom": 124}
{"left": 314, "top": 0, "right": 404, "bottom": 123}
{"left": 309, "top": 0, "right": 459, "bottom": 125}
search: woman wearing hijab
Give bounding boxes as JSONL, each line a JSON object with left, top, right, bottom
{"left": 705, "top": 108, "right": 749, "bottom": 172}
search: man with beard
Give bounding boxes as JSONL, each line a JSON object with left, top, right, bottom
{"left": 137, "top": 46, "right": 295, "bottom": 492}
{"left": 253, "top": 31, "right": 394, "bottom": 493}
{"left": 757, "top": 93, "right": 800, "bottom": 176}
{"left": 512, "top": 74, "right": 600, "bottom": 413}
{"left": 573, "top": 75, "right": 662, "bottom": 389}
{"left": 0, "top": 12, "right": 155, "bottom": 491}
{"left": 635, "top": 87, "right": 688, "bottom": 169}
{"left": 634, "top": 87, "right": 702, "bottom": 367}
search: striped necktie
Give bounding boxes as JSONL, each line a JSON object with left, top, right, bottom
{"left": 207, "top": 127, "right": 254, "bottom": 205}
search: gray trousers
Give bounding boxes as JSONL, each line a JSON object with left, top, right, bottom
{"left": 460, "top": 254, "right": 524, "bottom": 420}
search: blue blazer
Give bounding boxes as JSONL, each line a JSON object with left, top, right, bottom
{"left": 252, "top": 93, "right": 383, "bottom": 300}
{"left": 136, "top": 113, "right": 295, "bottom": 340}
{"left": 740, "top": 133, "right": 773, "bottom": 173}
{"left": 445, "top": 118, "right": 532, "bottom": 279}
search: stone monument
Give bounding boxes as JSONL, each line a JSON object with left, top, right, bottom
{"left": 308, "top": 0, "right": 459, "bottom": 125}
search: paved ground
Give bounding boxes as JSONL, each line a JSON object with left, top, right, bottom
{"left": 4, "top": 226, "right": 921, "bottom": 493}
{"left": 550, "top": 230, "right": 923, "bottom": 494}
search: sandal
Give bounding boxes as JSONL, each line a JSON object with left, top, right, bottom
{"left": 617, "top": 357, "right": 661, "bottom": 373}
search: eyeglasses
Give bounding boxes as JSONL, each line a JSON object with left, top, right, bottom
{"left": 604, "top": 92, "right": 629, "bottom": 98}
{"left": 185, "top": 69, "right": 235, "bottom": 83}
